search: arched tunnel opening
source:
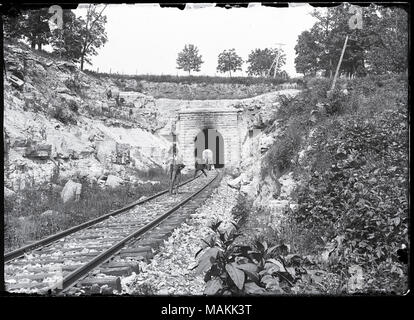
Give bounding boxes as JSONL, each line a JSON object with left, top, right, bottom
{"left": 194, "top": 128, "right": 225, "bottom": 168}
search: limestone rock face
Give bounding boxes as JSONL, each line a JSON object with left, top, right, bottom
{"left": 253, "top": 174, "right": 281, "bottom": 208}
{"left": 4, "top": 187, "right": 16, "bottom": 198}
{"left": 95, "top": 139, "right": 131, "bottom": 165}
{"left": 259, "top": 135, "right": 275, "bottom": 153}
{"left": 105, "top": 175, "right": 124, "bottom": 188}
{"left": 264, "top": 199, "right": 291, "bottom": 230}
{"left": 227, "top": 176, "right": 242, "bottom": 190}
{"left": 96, "top": 139, "right": 117, "bottom": 164}
{"left": 24, "top": 143, "right": 52, "bottom": 159}
{"left": 41, "top": 209, "right": 59, "bottom": 217}
{"left": 278, "top": 172, "right": 295, "bottom": 200}
{"left": 3, "top": 42, "right": 176, "bottom": 193}
{"left": 61, "top": 180, "right": 82, "bottom": 203}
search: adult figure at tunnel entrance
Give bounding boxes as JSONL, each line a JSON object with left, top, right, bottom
{"left": 190, "top": 125, "right": 227, "bottom": 170}
{"left": 202, "top": 149, "right": 213, "bottom": 170}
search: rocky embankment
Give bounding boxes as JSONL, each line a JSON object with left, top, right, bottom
{"left": 104, "top": 76, "right": 298, "bottom": 100}
{"left": 3, "top": 42, "right": 170, "bottom": 193}
{"left": 226, "top": 89, "right": 301, "bottom": 230}
{"left": 3, "top": 40, "right": 299, "bottom": 203}
{"left": 140, "top": 81, "right": 298, "bottom": 100}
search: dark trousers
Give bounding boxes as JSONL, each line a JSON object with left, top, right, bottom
{"left": 169, "top": 164, "right": 185, "bottom": 194}
{"left": 194, "top": 162, "right": 207, "bottom": 178}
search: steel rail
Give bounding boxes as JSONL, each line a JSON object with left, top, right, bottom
{"left": 4, "top": 174, "right": 202, "bottom": 262}
{"left": 53, "top": 172, "right": 219, "bottom": 295}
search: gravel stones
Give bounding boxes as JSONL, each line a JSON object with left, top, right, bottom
{"left": 122, "top": 177, "right": 238, "bottom": 295}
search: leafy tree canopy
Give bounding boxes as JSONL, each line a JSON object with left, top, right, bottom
{"left": 216, "top": 49, "right": 243, "bottom": 77}
{"left": 246, "top": 48, "right": 286, "bottom": 77}
{"left": 294, "top": 3, "right": 408, "bottom": 77}
{"left": 3, "top": 5, "right": 108, "bottom": 70}
{"left": 176, "top": 44, "right": 204, "bottom": 75}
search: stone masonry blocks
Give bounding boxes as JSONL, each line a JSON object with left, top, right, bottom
{"left": 177, "top": 110, "right": 243, "bottom": 169}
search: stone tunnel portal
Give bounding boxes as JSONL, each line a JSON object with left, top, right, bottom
{"left": 194, "top": 129, "right": 225, "bottom": 168}
{"left": 177, "top": 109, "right": 243, "bottom": 169}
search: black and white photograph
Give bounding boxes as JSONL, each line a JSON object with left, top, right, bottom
{"left": 1, "top": 1, "right": 409, "bottom": 300}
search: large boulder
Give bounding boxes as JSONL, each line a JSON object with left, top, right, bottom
{"left": 227, "top": 176, "right": 242, "bottom": 190}
{"left": 105, "top": 175, "right": 124, "bottom": 188}
{"left": 24, "top": 143, "right": 52, "bottom": 159}
{"left": 41, "top": 209, "right": 59, "bottom": 217}
{"left": 96, "top": 139, "right": 117, "bottom": 163}
{"left": 253, "top": 174, "right": 281, "bottom": 209}
{"left": 278, "top": 172, "right": 296, "bottom": 200}
{"left": 61, "top": 180, "right": 82, "bottom": 203}
{"left": 4, "top": 187, "right": 16, "bottom": 198}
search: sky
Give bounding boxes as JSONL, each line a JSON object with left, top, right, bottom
{"left": 74, "top": 3, "right": 317, "bottom": 77}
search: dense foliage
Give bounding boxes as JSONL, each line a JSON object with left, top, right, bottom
{"left": 195, "top": 198, "right": 344, "bottom": 295}
{"left": 216, "top": 49, "right": 243, "bottom": 77}
{"left": 50, "top": 10, "right": 84, "bottom": 62}
{"left": 260, "top": 75, "right": 408, "bottom": 293}
{"left": 176, "top": 44, "right": 204, "bottom": 75}
{"left": 247, "top": 48, "right": 286, "bottom": 77}
{"left": 3, "top": 5, "right": 108, "bottom": 70}
{"left": 294, "top": 104, "right": 408, "bottom": 293}
{"left": 295, "top": 4, "right": 408, "bottom": 76}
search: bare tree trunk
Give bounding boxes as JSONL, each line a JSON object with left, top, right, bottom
{"left": 80, "top": 53, "right": 85, "bottom": 71}
{"left": 329, "top": 59, "right": 333, "bottom": 78}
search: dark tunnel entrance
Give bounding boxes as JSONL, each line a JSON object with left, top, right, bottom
{"left": 194, "top": 129, "right": 224, "bottom": 168}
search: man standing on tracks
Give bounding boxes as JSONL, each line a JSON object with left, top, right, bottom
{"left": 194, "top": 157, "right": 208, "bottom": 179}
{"left": 169, "top": 146, "right": 185, "bottom": 195}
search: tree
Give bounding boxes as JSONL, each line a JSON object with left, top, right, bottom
{"left": 50, "top": 10, "right": 83, "bottom": 61}
{"left": 176, "top": 44, "right": 204, "bottom": 75}
{"left": 78, "top": 4, "right": 108, "bottom": 70}
{"left": 21, "top": 9, "right": 51, "bottom": 50}
{"left": 247, "top": 48, "right": 286, "bottom": 77}
{"left": 216, "top": 49, "right": 243, "bottom": 77}
{"left": 3, "top": 8, "right": 26, "bottom": 40}
{"left": 294, "top": 4, "right": 408, "bottom": 77}
{"left": 294, "top": 31, "right": 320, "bottom": 76}
{"left": 363, "top": 6, "right": 408, "bottom": 74}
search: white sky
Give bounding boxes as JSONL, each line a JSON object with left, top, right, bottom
{"left": 74, "top": 3, "right": 317, "bottom": 77}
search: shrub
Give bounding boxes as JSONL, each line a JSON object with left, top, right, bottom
{"left": 64, "top": 77, "right": 82, "bottom": 94}
{"left": 194, "top": 220, "right": 337, "bottom": 295}
{"left": 256, "top": 74, "right": 408, "bottom": 293}
{"left": 293, "top": 103, "right": 408, "bottom": 293}
{"left": 231, "top": 194, "right": 253, "bottom": 226}
{"left": 49, "top": 105, "right": 77, "bottom": 125}
{"left": 68, "top": 100, "right": 79, "bottom": 113}
{"left": 262, "top": 120, "right": 302, "bottom": 178}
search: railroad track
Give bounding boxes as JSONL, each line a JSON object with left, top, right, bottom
{"left": 4, "top": 171, "right": 221, "bottom": 295}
